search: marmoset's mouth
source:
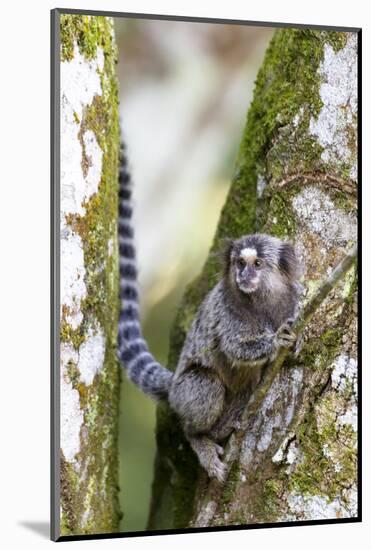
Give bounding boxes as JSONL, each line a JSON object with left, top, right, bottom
{"left": 238, "top": 280, "right": 259, "bottom": 294}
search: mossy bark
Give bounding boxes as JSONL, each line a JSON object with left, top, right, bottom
{"left": 59, "top": 14, "right": 121, "bottom": 536}
{"left": 148, "top": 29, "right": 358, "bottom": 529}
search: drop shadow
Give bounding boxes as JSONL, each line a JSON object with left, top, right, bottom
{"left": 18, "top": 521, "right": 50, "bottom": 539}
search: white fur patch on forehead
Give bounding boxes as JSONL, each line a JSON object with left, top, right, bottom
{"left": 240, "top": 247, "right": 257, "bottom": 261}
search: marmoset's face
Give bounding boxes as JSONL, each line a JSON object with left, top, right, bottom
{"left": 233, "top": 247, "right": 263, "bottom": 294}
{"left": 226, "top": 234, "right": 298, "bottom": 297}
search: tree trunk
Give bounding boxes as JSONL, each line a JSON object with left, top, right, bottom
{"left": 59, "top": 14, "right": 121, "bottom": 536}
{"left": 149, "top": 29, "right": 358, "bottom": 529}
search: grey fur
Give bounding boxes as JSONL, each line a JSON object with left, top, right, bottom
{"left": 118, "top": 145, "right": 301, "bottom": 481}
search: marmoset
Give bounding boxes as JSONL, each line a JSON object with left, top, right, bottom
{"left": 118, "top": 144, "right": 301, "bottom": 482}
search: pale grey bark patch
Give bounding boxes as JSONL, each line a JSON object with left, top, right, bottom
{"left": 331, "top": 353, "right": 357, "bottom": 393}
{"left": 60, "top": 230, "right": 86, "bottom": 329}
{"left": 60, "top": 40, "right": 106, "bottom": 337}
{"left": 60, "top": 343, "right": 83, "bottom": 462}
{"left": 78, "top": 326, "right": 106, "bottom": 386}
{"left": 193, "top": 501, "right": 218, "bottom": 527}
{"left": 330, "top": 353, "right": 358, "bottom": 431}
{"left": 292, "top": 186, "right": 357, "bottom": 248}
{"left": 60, "top": 42, "right": 104, "bottom": 221}
{"left": 241, "top": 367, "right": 304, "bottom": 466}
{"left": 309, "top": 34, "right": 357, "bottom": 180}
{"left": 257, "top": 174, "right": 267, "bottom": 197}
{"left": 285, "top": 490, "right": 357, "bottom": 521}
{"left": 337, "top": 405, "right": 357, "bottom": 431}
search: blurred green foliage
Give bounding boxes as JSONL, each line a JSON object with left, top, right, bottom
{"left": 115, "top": 17, "right": 273, "bottom": 532}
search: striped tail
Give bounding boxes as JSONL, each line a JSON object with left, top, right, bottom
{"left": 117, "top": 141, "right": 173, "bottom": 400}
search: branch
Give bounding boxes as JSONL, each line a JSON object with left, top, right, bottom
{"left": 193, "top": 243, "right": 358, "bottom": 528}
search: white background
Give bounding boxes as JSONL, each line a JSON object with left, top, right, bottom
{"left": 0, "top": 0, "right": 368, "bottom": 548}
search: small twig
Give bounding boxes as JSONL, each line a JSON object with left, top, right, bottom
{"left": 193, "top": 243, "right": 357, "bottom": 528}
{"left": 271, "top": 172, "right": 357, "bottom": 196}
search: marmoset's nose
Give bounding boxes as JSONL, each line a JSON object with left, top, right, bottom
{"left": 242, "top": 266, "right": 258, "bottom": 286}
{"left": 243, "top": 265, "right": 254, "bottom": 279}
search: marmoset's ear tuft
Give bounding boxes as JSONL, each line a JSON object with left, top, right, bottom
{"left": 220, "top": 238, "right": 234, "bottom": 274}
{"left": 279, "top": 241, "right": 299, "bottom": 280}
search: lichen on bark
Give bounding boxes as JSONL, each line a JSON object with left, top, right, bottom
{"left": 59, "top": 14, "right": 121, "bottom": 536}
{"left": 149, "top": 28, "right": 358, "bottom": 529}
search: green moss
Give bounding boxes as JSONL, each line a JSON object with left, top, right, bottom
{"left": 147, "top": 403, "right": 199, "bottom": 530}
{"left": 220, "top": 461, "right": 241, "bottom": 512}
{"left": 65, "top": 359, "right": 80, "bottom": 386}
{"left": 325, "top": 31, "right": 349, "bottom": 52}
{"left": 60, "top": 455, "right": 81, "bottom": 534}
{"left": 341, "top": 266, "right": 356, "bottom": 300}
{"left": 60, "top": 14, "right": 117, "bottom": 63}
{"left": 263, "top": 191, "right": 298, "bottom": 238}
{"left": 59, "top": 14, "right": 121, "bottom": 536}
{"left": 303, "top": 323, "right": 341, "bottom": 366}
{"left": 60, "top": 305, "right": 87, "bottom": 348}
{"left": 237, "top": 29, "right": 323, "bottom": 185}
{"left": 321, "top": 328, "right": 341, "bottom": 351}
{"left": 60, "top": 510, "right": 71, "bottom": 536}
{"left": 236, "top": 29, "right": 354, "bottom": 185}
{"left": 289, "top": 401, "right": 357, "bottom": 500}
{"left": 260, "top": 478, "right": 283, "bottom": 519}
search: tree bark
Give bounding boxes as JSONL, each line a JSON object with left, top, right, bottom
{"left": 149, "top": 29, "right": 358, "bottom": 529}
{"left": 59, "top": 14, "right": 121, "bottom": 535}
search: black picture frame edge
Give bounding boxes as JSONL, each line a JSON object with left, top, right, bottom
{"left": 51, "top": 7, "right": 61, "bottom": 543}
{"left": 356, "top": 27, "right": 362, "bottom": 525}
{"left": 57, "top": 517, "right": 361, "bottom": 543}
{"left": 50, "top": 7, "right": 362, "bottom": 543}
{"left": 53, "top": 6, "right": 361, "bottom": 32}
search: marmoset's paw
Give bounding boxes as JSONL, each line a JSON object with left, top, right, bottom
{"left": 207, "top": 454, "right": 228, "bottom": 483}
{"left": 215, "top": 443, "right": 224, "bottom": 456}
{"left": 276, "top": 322, "right": 297, "bottom": 349}
{"left": 189, "top": 436, "right": 228, "bottom": 483}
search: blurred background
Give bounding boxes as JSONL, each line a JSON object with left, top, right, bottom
{"left": 114, "top": 17, "right": 274, "bottom": 532}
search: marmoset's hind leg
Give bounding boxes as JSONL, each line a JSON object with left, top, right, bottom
{"left": 209, "top": 385, "right": 257, "bottom": 441}
{"left": 209, "top": 397, "right": 245, "bottom": 441}
{"left": 168, "top": 367, "right": 228, "bottom": 482}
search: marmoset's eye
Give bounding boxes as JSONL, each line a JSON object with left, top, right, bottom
{"left": 254, "top": 259, "right": 262, "bottom": 268}
{"left": 237, "top": 258, "right": 245, "bottom": 269}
